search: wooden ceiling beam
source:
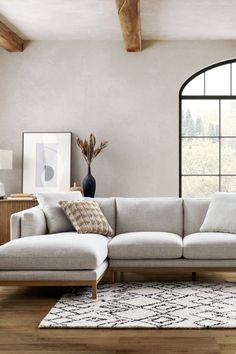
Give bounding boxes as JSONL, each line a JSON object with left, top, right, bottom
{"left": 0, "top": 21, "right": 24, "bottom": 52}
{"left": 116, "top": 0, "right": 141, "bottom": 52}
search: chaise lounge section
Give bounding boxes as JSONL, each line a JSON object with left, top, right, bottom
{"left": 0, "top": 196, "right": 116, "bottom": 299}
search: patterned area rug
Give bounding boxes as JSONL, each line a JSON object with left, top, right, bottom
{"left": 39, "top": 281, "right": 236, "bottom": 328}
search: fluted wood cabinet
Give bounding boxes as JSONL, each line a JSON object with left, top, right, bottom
{"left": 0, "top": 200, "right": 38, "bottom": 244}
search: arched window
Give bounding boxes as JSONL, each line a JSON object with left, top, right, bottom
{"left": 180, "top": 59, "right": 236, "bottom": 197}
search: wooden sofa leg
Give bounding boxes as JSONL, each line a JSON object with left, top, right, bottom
{"left": 192, "top": 272, "right": 197, "bottom": 281}
{"left": 92, "top": 282, "right": 97, "bottom": 299}
{"left": 110, "top": 270, "right": 115, "bottom": 284}
{"left": 120, "top": 271, "right": 124, "bottom": 282}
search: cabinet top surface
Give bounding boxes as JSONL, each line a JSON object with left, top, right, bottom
{"left": 0, "top": 199, "right": 37, "bottom": 203}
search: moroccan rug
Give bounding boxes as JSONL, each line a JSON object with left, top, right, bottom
{"left": 39, "top": 281, "right": 236, "bottom": 328}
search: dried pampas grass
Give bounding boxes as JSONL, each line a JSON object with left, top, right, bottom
{"left": 76, "top": 133, "right": 108, "bottom": 166}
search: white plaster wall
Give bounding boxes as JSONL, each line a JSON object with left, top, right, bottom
{"left": 0, "top": 40, "right": 236, "bottom": 197}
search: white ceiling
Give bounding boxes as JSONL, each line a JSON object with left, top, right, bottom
{"left": 0, "top": 0, "right": 236, "bottom": 40}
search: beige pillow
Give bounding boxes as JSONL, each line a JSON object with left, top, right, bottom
{"left": 59, "top": 200, "right": 114, "bottom": 237}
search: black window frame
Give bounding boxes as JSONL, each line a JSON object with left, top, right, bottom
{"left": 179, "top": 58, "right": 236, "bottom": 197}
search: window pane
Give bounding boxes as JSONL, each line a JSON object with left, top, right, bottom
{"left": 221, "top": 176, "right": 236, "bottom": 192}
{"left": 182, "top": 73, "right": 204, "bottom": 96}
{"left": 182, "top": 176, "right": 219, "bottom": 197}
{"left": 205, "top": 64, "right": 230, "bottom": 95}
{"left": 221, "top": 100, "right": 236, "bottom": 136}
{"left": 182, "top": 100, "right": 219, "bottom": 136}
{"left": 221, "top": 138, "right": 236, "bottom": 174}
{"left": 182, "top": 138, "right": 219, "bottom": 174}
{"left": 232, "top": 63, "right": 236, "bottom": 95}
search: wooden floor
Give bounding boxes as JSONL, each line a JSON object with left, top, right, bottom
{"left": 1, "top": 272, "right": 236, "bottom": 354}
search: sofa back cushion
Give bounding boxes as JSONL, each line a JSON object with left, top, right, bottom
{"left": 36, "top": 191, "right": 83, "bottom": 234}
{"left": 116, "top": 198, "right": 183, "bottom": 236}
{"left": 183, "top": 198, "right": 210, "bottom": 236}
{"left": 89, "top": 197, "right": 116, "bottom": 233}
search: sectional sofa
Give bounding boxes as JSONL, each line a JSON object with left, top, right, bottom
{"left": 0, "top": 196, "right": 235, "bottom": 299}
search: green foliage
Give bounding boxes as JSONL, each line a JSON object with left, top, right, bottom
{"left": 182, "top": 138, "right": 219, "bottom": 175}
{"left": 195, "top": 116, "right": 204, "bottom": 136}
{"left": 182, "top": 176, "right": 219, "bottom": 197}
{"left": 208, "top": 123, "right": 218, "bottom": 136}
{"left": 182, "top": 102, "right": 218, "bottom": 137}
{"left": 182, "top": 138, "right": 236, "bottom": 197}
{"left": 182, "top": 109, "right": 205, "bottom": 136}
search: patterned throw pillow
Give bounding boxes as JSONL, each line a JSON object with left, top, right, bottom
{"left": 59, "top": 200, "right": 114, "bottom": 237}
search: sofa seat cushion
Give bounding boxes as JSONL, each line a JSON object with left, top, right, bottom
{"left": 0, "top": 232, "right": 108, "bottom": 270}
{"left": 108, "top": 232, "right": 183, "bottom": 259}
{"left": 184, "top": 232, "right": 236, "bottom": 259}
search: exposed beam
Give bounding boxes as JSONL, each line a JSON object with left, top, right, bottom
{"left": 116, "top": 0, "right": 141, "bottom": 52}
{"left": 0, "top": 21, "right": 24, "bottom": 52}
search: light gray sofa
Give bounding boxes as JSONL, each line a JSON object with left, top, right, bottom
{"left": 0, "top": 197, "right": 235, "bottom": 299}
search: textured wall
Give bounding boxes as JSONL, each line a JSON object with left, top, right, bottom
{"left": 0, "top": 40, "right": 236, "bottom": 197}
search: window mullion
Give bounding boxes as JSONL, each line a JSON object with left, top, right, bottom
{"left": 230, "top": 63, "right": 233, "bottom": 96}
{"left": 219, "top": 100, "right": 221, "bottom": 192}
{"left": 204, "top": 72, "right": 206, "bottom": 96}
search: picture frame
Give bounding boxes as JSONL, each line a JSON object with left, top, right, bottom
{"left": 22, "top": 132, "right": 72, "bottom": 193}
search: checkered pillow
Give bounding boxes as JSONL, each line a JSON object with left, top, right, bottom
{"left": 59, "top": 200, "right": 114, "bottom": 237}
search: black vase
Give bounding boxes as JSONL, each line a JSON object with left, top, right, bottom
{"left": 83, "top": 166, "right": 96, "bottom": 198}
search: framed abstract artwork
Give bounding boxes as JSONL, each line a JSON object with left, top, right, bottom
{"left": 22, "top": 132, "right": 72, "bottom": 193}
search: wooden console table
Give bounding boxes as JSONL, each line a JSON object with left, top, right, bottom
{"left": 0, "top": 200, "right": 38, "bottom": 244}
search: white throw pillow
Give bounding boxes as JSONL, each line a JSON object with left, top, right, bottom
{"left": 36, "top": 191, "right": 83, "bottom": 234}
{"left": 200, "top": 192, "right": 236, "bottom": 233}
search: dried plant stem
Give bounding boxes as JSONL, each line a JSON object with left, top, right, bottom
{"left": 76, "top": 133, "right": 108, "bottom": 166}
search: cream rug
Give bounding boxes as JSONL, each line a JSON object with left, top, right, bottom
{"left": 39, "top": 281, "right": 236, "bottom": 328}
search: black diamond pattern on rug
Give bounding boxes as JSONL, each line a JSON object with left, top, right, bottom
{"left": 39, "top": 281, "right": 236, "bottom": 328}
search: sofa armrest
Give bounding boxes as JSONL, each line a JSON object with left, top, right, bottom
{"left": 10, "top": 211, "right": 22, "bottom": 240}
{"left": 10, "top": 206, "right": 47, "bottom": 240}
